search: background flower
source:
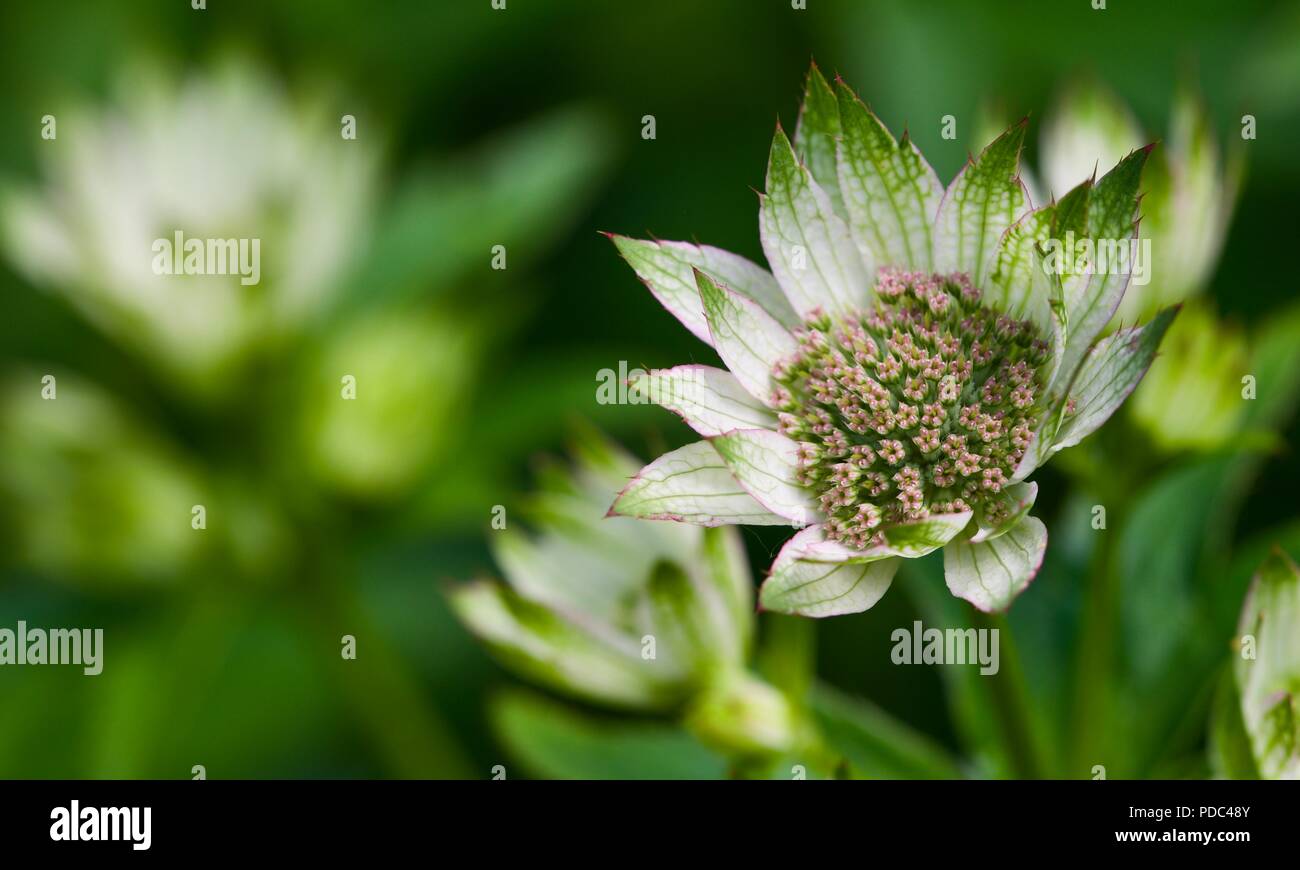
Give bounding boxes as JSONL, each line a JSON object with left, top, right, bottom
{"left": 2, "top": 60, "right": 377, "bottom": 397}
{"left": 451, "top": 427, "right": 806, "bottom": 763}
{"left": 1211, "top": 549, "right": 1300, "bottom": 779}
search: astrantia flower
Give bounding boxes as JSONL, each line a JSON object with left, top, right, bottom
{"left": 1221, "top": 549, "right": 1300, "bottom": 779}
{"left": 1, "top": 60, "right": 375, "bottom": 394}
{"left": 450, "top": 428, "right": 796, "bottom": 756}
{"left": 608, "top": 65, "right": 1176, "bottom": 615}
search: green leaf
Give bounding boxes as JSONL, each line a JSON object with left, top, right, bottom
{"left": 491, "top": 689, "right": 727, "bottom": 780}
{"left": 335, "top": 107, "right": 611, "bottom": 318}
{"left": 710, "top": 428, "right": 819, "bottom": 525}
{"left": 760, "top": 125, "right": 869, "bottom": 319}
{"left": 1049, "top": 305, "right": 1178, "bottom": 454}
{"left": 811, "top": 684, "right": 964, "bottom": 779}
{"left": 629, "top": 365, "right": 776, "bottom": 438}
{"left": 933, "top": 121, "right": 1029, "bottom": 287}
{"left": 793, "top": 63, "right": 846, "bottom": 218}
{"left": 610, "top": 440, "right": 789, "bottom": 527}
{"left": 943, "top": 515, "right": 1047, "bottom": 612}
{"left": 1209, "top": 667, "right": 1260, "bottom": 779}
{"left": 700, "top": 526, "right": 756, "bottom": 659}
{"left": 695, "top": 268, "right": 798, "bottom": 405}
{"left": 835, "top": 79, "right": 944, "bottom": 270}
{"left": 608, "top": 235, "right": 798, "bottom": 344}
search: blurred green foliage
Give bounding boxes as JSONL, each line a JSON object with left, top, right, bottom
{"left": 0, "top": 0, "right": 1297, "bottom": 779}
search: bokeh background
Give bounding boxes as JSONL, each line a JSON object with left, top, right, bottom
{"left": 0, "top": 0, "right": 1297, "bottom": 778}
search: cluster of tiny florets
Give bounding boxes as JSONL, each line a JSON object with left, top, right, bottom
{"left": 772, "top": 267, "right": 1049, "bottom": 549}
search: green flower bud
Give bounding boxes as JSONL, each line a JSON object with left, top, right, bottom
{"left": 685, "top": 670, "right": 799, "bottom": 759}
{"left": 298, "top": 308, "right": 481, "bottom": 500}
{"left": 1129, "top": 300, "right": 1245, "bottom": 451}
{"left": 0, "top": 372, "right": 210, "bottom": 585}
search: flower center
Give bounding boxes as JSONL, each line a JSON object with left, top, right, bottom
{"left": 771, "top": 267, "right": 1049, "bottom": 549}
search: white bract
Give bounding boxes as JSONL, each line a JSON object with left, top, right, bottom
{"left": 450, "top": 428, "right": 798, "bottom": 756}
{"left": 609, "top": 66, "right": 1175, "bottom": 616}
{"left": 1041, "top": 80, "right": 1239, "bottom": 323}
{"left": 1041, "top": 82, "right": 1244, "bottom": 452}
{"left": 1232, "top": 550, "right": 1300, "bottom": 779}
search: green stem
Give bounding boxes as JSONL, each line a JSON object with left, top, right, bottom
{"left": 756, "top": 613, "right": 816, "bottom": 709}
{"left": 306, "top": 535, "right": 475, "bottom": 779}
{"left": 971, "top": 610, "right": 1044, "bottom": 779}
{"left": 1068, "top": 486, "right": 1122, "bottom": 777}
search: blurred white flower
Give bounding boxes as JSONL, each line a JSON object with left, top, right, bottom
{"left": 1041, "top": 81, "right": 1240, "bottom": 322}
{"left": 2, "top": 60, "right": 377, "bottom": 394}
{"left": 450, "top": 427, "right": 800, "bottom": 757}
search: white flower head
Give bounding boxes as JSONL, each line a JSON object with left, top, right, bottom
{"left": 608, "top": 65, "right": 1176, "bottom": 615}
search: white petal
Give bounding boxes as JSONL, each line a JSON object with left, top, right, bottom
{"left": 835, "top": 81, "right": 943, "bottom": 270}
{"left": 608, "top": 235, "right": 799, "bottom": 344}
{"left": 1049, "top": 147, "right": 1150, "bottom": 391}
{"left": 629, "top": 365, "right": 776, "bottom": 437}
{"left": 970, "top": 482, "right": 1038, "bottom": 543}
{"left": 448, "top": 581, "right": 681, "bottom": 710}
{"left": 879, "top": 511, "right": 974, "bottom": 557}
{"left": 1049, "top": 306, "right": 1178, "bottom": 455}
{"left": 710, "top": 428, "right": 821, "bottom": 526}
{"left": 609, "top": 440, "right": 792, "bottom": 527}
{"left": 943, "top": 515, "right": 1047, "bottom": 612}
{"left": 933, "top": 123, "right": 1030, "bottom": 288}
{"left": 760, "top": 527, "right": 899, "bottom": 617}
{"left": 696, "top": 268, "right": 798, "bottom": 405}
{"left": 778, "top": 511, "right": 972, "bottom": 561}
{"left": 760, "top": 125, "right": 870, "bottom": 319}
